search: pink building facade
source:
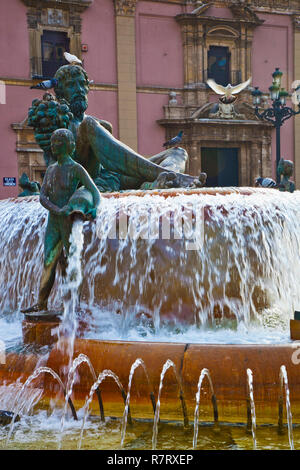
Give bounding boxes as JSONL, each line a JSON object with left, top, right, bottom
{"left": 0, "top": 0, "right": 300, "bottom": 198}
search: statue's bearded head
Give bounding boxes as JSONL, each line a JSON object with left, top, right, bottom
{"left": 54, "top": 65, "right": 89, "bottom": 118}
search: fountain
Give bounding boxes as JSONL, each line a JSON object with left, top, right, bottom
{"left": 1, "top": 59, "right": 300, "bottom": 450}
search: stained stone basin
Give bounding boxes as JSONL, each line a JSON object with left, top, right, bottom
{"left": 1, "top": 188, "right": 300, "bottom": 431}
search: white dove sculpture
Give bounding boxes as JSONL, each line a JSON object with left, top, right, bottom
{"left": 207, "top": 77, "right": 252, "bottom": 102}
{"left": 64, "top": 52, "right": 82, "bottom": 66}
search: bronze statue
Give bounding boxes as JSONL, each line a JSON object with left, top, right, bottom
{"left": 277, "top": 158, "right": 295, "bottom": 193}
{"left": 18, "top": 173, "right": 40, "bottom": 197}
{"left": 254, "top": 158, "right": 295, "bottom": 193}
{"left": 22, "top": 128, "right": 101, "bottom": 313}
{"left": 23, "top": 62, "right": 207, "bottom": 314}
{"left": 28, "top": 92, "right": 74, "bottom": 166}
{"left": 30, "top": 64, "right": 206, "bottom": 192}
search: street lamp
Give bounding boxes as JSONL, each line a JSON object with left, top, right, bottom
{"left": 251, "top": 67, "right": 300, "bottom": 184}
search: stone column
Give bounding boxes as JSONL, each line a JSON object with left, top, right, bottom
{"left": 294, "top": 16, "right": 300, "bottom": 189}
{"left": 114, "top": 0, "right": 138, "bottom": 150}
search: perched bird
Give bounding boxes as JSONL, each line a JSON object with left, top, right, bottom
{"left": 30, "top": 78, "right": 58, "bottom": 90}
{"left": 207, "top": 77, "right": 252, "bottom": 103}
{"left": 191, "top": 1, "right": 210, "bottom": 15}
{"left": 255, "top": 177, "right": 277, "bottom": 188}
{"left": 163, "top": 130, "right": 183, "bottom": 148}
{"left": 64, "top": 52, "right": 82, "bottom": 66}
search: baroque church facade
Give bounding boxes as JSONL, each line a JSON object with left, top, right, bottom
{"left": 0, "top": 0, "right": 300, "bottom": 197}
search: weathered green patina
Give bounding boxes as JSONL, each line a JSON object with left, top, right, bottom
{"left": 23, "top": 64, "right": 207, "bottom": 313}
{"left": 277, "top": 158, "right": 295, "bottom": 193}
{"left": 30, "top": 64, "right": 206, "bottom": 192}
{"left": 22, "top": 128, "right": 101, "bottom": 313}
{"left": 18, "top": 173, "right": 40, "bottom": 197}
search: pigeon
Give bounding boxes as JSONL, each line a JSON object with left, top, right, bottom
{"left": 255, "top": 177, "right": 277, "bottom": 188}
{"left": 163, "top": 130, "right": 183, "bottom": 148}
{"left": 207, "top": 77, "right": 252, "bottom": 102}
{"left": 30, "top": 78, "right": 58, "bottom": 90}
{"left": 64, "top": 52, "right": 82, "bottom": 66}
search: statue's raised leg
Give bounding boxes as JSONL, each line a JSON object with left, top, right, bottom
{"left": 77, "top": 116, "right": 206, "bottom": 189}
{"left": 22, "top": 214, "right": 72, "bottom": 313}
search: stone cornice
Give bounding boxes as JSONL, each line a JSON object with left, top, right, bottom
{"left": 20, "top": 0, "right": 92, "bottom": 12}
{"left": 175, "top": 13, "right": 264, "bottom": 28}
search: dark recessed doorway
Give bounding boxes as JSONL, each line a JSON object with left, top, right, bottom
{"left": 201, "top": 147, "right": 239, "bottom": 187}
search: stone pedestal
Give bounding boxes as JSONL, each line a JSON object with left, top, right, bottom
{"left": 22, "top": 312, "right": 62, "bottom": 346}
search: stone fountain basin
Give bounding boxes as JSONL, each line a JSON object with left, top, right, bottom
{"left": 1, "top": 337, "right": 299, "bottom": 426}
{"left": 5, "top": 187, "right": 283, "bottom": 323}
{"left": 73, "top": 187, "right": 274, "bottom": 323}
{"left": 1, "top": 188, "right": 299, "bottom": 426}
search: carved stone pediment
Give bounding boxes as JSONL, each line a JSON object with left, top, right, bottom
{"left": 229, "top": 2, "right": 262, "bottom": 24}
{"left": 191, "top": 100, "right": 257, "bottom": 120}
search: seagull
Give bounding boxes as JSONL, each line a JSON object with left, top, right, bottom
{"left": 64, "top": 52, "right": 82, "bottom": 66}
{"left": 30, "top": 78, "right": 58, "bottom": 90}
{"left": 163, "top": 130, "right": 183, "bottom": 148}
{"left": 255, "top": 177, "right": 277, "bottom": 188}
{"left": 207, "top": 77, "right": 252, "bottom": 102}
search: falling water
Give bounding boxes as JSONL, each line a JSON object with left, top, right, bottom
{"left": 78, "top": 369, "right": 125, "bottom": 449}
{"left": 6, "top": 366, "right": 68, "bottom": 442}
{"left": 193, "top": 368, "right": 216, "bottom": 449}
{"left": 279, "top": 365, "right": 294, "bottom": 450}
{"left": 120, "top": 358, "right": 152, "bottom": 447}
{"left": 0, "top": 382, "right": 42, "bottom": 417}
{"left": 152, "top": 359, "right": 177, "bottom": 450}
{"left": 2, "top": 190, "right": 300, "bottom": 337}
{"left": 58, "top": 217, "right": 84, "bottom": 362}
{"left": 59, "top": 353, "right": 99, "bottom": 448}
{"left": 246, "top": 368, "right": 257, "bottom": 449}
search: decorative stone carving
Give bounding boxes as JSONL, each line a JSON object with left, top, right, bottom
{"left": 229, "top": 2, "right": 262, "bottom": 23}
{"left": 114, "top": 0, "right": 137, "bottom": 16}
{"left": 293, "top": 15, "right": 300, "bottom": 31}
{"left": 209, "top": 102, "right": 245, "bottom": 120}
{"left": 169, "top": 92, "right": 178, "bottom": 106}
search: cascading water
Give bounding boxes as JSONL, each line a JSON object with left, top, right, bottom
{"left": 279, "top": 365, "right": 294, "bottom": 450}
{"left": 2, "top": 189, "right": 300, "bottom": 343}
{"left": 1, "top": 189, "right": 300, "bottom": 449}
{"left": 193, "top": 368, "right": 216, "bottom": 449}
{"left": 78, "top": 369, "right": 126, "bottom": 450}
{"left": 58, "top": 217, "right": 84, "bottom": 362}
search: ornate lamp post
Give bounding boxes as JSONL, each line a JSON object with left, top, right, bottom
{"left": 251, "top": 68, "right": 300, "bottom": 183}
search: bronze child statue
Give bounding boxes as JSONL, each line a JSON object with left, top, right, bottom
{"left": 22, "top": 128, "right": 101, "bottom": 313}
{"left": 277, "top": 158, "right": 295, "bottom": 193}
